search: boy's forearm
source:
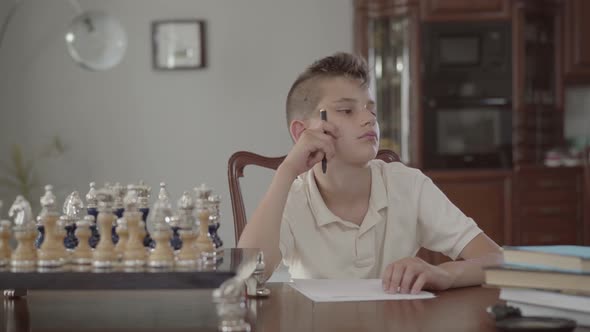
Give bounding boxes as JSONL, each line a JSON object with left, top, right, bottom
{"left": 237, "top": 164, "right": 297, "bottom": 277}
{"left": 438, "top": 252, "right": 503, "bottom": 289}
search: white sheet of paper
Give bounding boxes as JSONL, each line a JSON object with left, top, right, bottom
{"left": 290, "top": 279, "right": 436, "bottom": 302}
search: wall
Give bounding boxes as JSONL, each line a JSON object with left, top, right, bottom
{"left": 0, "top": 0, "right": 353, "bottom": 251}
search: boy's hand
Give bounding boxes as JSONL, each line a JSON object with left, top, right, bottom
{"left": 381, "top": 257, "right": 455, "bottom": 294}
{"left": 279, "top": 121, "right": 339, "bottom": 179}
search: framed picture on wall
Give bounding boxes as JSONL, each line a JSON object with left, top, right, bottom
{"left": 151, "top": 19, "right": 206, "bottom": 70}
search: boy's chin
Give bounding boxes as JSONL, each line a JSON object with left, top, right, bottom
{"left": 342, "top": 150, "right": 378, "bottom": 166}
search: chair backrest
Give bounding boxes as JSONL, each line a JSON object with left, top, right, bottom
{"left": 228, "top": 149, "right": 400, "bottom": 244}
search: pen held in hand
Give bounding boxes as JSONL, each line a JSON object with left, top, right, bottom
{"left": 320, "top": 109, "right": 327, "bottom": 174}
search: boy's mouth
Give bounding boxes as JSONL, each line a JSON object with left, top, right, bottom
{"left": 358, "top": 131, "right": 378, "bottom": 140}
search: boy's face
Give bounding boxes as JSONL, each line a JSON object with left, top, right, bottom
{"left": 312, "top": 76, "right": 379, "bottom": 166}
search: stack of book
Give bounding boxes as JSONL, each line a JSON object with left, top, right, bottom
{"left": 485, "top": 245, "right": 590, "bottom": 326}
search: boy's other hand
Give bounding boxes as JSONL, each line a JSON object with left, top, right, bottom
{"left": 381, "top": 257, "right": 455, "bottom": 294}
{"left": 280, "top": 121, "right": 339, "bottom": 179}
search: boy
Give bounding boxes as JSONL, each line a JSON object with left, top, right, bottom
{"left": 238, "top": 53, "right": 502, "bottom": 294}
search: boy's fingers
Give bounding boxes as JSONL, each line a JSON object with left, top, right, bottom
{"left": 308, "top": 121, "right": 339, "bottom": 138}
{"left": 411, "top": 273, "right": 427, "bottom": 294}
{"left": 382, "top": 264, "right": 394, "bottom": 290}
{"left": 307, "top": 152, "right": 325, "bottom": 168}
{"left": 400, "top": 267, "right": 416, "bottom": 294}
{"left": 305, "top": 132, "right": 336, "bottom": 158}
{"left": 321, "top": 122, "right": 339, "bottom": 138}
{"left": 388, "top": 264, "right": 405, "bottom": 293}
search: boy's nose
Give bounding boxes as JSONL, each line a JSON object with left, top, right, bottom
{"left": 360, "top": 113, "right": 377, "bottom": 127}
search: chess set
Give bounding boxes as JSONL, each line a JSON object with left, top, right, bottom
{"left": 0, "top": 181, "right": 248, "bottom": 291}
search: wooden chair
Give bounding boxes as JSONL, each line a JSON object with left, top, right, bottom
{"left": 584, "top": 146, "right": 590, "bottom": 245}
{"left": 227, "top": 150, "right": 400, "bottom": 244}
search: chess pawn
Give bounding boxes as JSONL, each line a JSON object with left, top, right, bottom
{"left": 92, "top": 189, "right": 117, "bottom": 268}
{"left": 245, "top": 251, "right": 271, "bottom": 298}
{"left": 114, "top": 217, "right": 128, "bottom": 260}
{"left": 86, "top": 182, "right": 100, "bottom": 248}
{"left": 176, "top": 228, "right": 199, "bottom": 266}
{"left": 72, "top": 216, "right": 93, "bottom": 265}
{"left": 9, "top": 196, "right": 37, "bottom": 268}
{"left": 148, "top": 223, "right": 174, "bottom": 268}
{"left": 0, "top": 220, "right": 12, "bottom": 266}
{"left": 122, "top": 191, "right": 147, "bottom": 267}
{"left": 37, "top": 185, "right": 67, "bottom": 267}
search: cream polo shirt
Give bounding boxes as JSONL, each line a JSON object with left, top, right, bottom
{"left": 278, "top": 160, "right": 482, "bottom": 279}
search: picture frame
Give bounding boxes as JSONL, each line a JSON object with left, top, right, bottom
{"left": 151, "top": 19, "right": 206, "bottom": 70}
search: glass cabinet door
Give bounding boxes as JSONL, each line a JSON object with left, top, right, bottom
{"left": 513, "top": 5, "right": 563, "bottom": 166}
{"left": 368, "top": 17, "right": 413, "bottom": 164}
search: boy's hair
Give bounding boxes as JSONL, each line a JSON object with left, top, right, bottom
{"left": 285, "top": 52, "right": 369, "bottom": 127}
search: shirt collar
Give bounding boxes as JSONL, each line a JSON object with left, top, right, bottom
{"left": 306, "top": 161, "right": 388, "bottom": 228}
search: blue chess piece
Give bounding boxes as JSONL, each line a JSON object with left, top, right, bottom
{"left": 63, "top": 223, "right": 78, "bottom": 249}
{"left": 35, "top": 224, "right": 44, "bottom": 248}
{"left": 112, "top": 208, "right": 124, "bottom": 244}
{"left": 85, "top": 182, "right": 100, "bottom": 248}
{"left": 140, "top": 207, "right": 154, "bottom": 248}
{"left": 87, "top": 207, "right": 100, "bottom": 248}
{"left": 170, "top": 225, "right": 182, "bottom": 250}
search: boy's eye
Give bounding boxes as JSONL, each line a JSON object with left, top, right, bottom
{"left": 337, "top": 109, "right": 353, "bottom": 114}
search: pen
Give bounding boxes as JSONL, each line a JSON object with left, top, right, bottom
{"left": 320, "top": 109, "right": 327, "bottom": 174}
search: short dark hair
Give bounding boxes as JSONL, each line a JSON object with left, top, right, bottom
{"left": 285, "top": 52, "right": 370, "bottom": 127}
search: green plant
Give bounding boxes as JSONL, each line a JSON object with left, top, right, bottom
{"left": 0, "top": 136, "right": 67, "bottom": 204}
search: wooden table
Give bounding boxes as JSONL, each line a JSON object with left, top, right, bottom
{"left": 2, "top": 283, "right": 589, "bottom": 331}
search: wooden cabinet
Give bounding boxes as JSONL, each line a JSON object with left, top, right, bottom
{"left": 564, "top": 0, "right": 590, "bottom": 84}
{"left": 356, "top": 0, "right": 585, "bottom": 264}
{"left": 421, "top": 0, "right": 510, "bottom": 21}
{"left": 513, "top": 167, "right": 584, "bottom": 245}
{"left": 512, "top": 1, "right": 564, "bottom": 166}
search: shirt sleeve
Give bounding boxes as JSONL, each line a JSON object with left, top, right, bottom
{"left": 416, "top": 174, "right": 482, "bottom": 260}
{"left": 279, "top": 214, "right": 295, "bottom": 266}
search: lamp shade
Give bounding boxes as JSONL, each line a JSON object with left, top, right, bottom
{"left": 65, "top": 11, "right": 127, "bottom": 71}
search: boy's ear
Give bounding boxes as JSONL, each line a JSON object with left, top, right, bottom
{"left": 289, "top": 120, "right": 307, "bottom": 142}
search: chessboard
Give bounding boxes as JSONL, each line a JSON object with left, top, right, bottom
{"left": 0, "top": 181, "right": 250, "bottom": 292}
{"left": 0, "top": 248, "right": 254, "bottom": 290}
